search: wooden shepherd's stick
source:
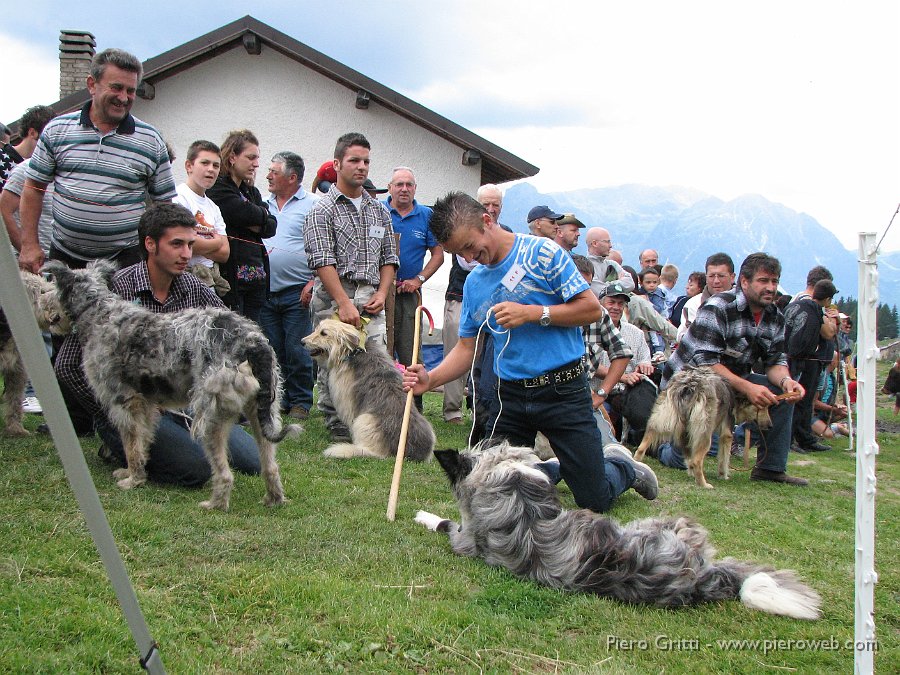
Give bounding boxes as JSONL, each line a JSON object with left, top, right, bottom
{"left": 387, "top": 303, "right": 434, "bottom": 521}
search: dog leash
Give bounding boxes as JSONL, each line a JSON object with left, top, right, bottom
{"left": 736, "top": 392, "right": 801, "bottom": 471}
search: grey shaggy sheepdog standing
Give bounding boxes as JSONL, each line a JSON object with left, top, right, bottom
{"left": 416, "top": 442, "right": 821, "bottom": 620}
{"left": 46, "top": 260, "right": 297, "bottom": 511}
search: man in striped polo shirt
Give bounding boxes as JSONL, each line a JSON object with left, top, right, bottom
{"left": 18, "top": 48, "right": 175, "bottom": 273}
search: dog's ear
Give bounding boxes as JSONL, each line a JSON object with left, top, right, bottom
{"left": 42, "top": 261, "right": 72, "bottom": 290}
{"left": 433, "top": 449, "right": 474, "bottom": 485}
{"left": 87, "top": 259, "right": 118, "bottom": 288}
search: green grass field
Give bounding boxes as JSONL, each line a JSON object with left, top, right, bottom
{"left": 0, "top": 364, "right": 897, "bottom": 673}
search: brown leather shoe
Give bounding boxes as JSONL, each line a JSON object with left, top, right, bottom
{"left": 750, "top": 467, "right": 809, "bottom": 486}
{"left": 288, "top": 406, "right": 309, "bottom": 421}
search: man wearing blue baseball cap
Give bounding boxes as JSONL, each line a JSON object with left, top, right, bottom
{"left": 526, "top": 205, "right": 563, "bottom": 238}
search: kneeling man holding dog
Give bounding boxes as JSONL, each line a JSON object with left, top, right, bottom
{"left": 660, "top": 253, "right": 808, "bottom": 486}
{"left": 403, "top": 192, "right": 657, "bottom": 513}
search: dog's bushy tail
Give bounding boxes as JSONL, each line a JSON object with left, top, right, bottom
{"left": 706, "top": 559, "right": 822, "bottom": 620}
{"left": 244, "top": 341, "right": 297, "bottom": 443}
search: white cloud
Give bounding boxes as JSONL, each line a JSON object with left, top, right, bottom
{"left": 0, "top": 33, "right": 59, "bottom": 122}
{"left": 403, "top": 2, "right": 900, "bottom": 251}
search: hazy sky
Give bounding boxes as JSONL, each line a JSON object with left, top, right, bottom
{"left": 4, "top": 1, "right": 898, "bottom": 252}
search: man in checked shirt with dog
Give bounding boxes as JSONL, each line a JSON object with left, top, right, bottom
{"left": 303, "top": 132, "right": 399, "bottom": 442}
{"left": 660, "top": 253, "right": 809, "bottom": 486}
{"left": 403, "top": 191, "right": 657, "bottom": 513}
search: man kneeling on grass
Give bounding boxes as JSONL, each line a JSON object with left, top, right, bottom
{"left": 54, "top": 202, "right": 262, "bottom": 486}
{"left": 658, "top": 253, "right": 809, "bottom": 486}
{"left": 403, "top": 192, "right": 657, "bottom": 513}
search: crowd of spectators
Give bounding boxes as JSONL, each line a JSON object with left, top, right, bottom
{"left": 2, "top": 46, "right": 857, "bottom": 504}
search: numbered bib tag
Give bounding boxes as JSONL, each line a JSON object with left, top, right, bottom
{"left": 501, "top": 264, "right": 526, "bottom": 292}
{"left": 368, "top": 224, "right": 385, "bottom": 239}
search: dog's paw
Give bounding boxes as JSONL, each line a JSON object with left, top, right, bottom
{"left": 112, "top": 468, "right": 130, "bottom": 480}
{"left": 414, "top": 510, "right": 446, "bottom": 531}
{"left": 116, "top": 476, "right": 145, "bottom": 490}
{"left": 263, "top": 492, "right": 286, "bottom": 507}
{"left": 200, "top": 499, "right": 229, "bottom": 511}
{"left": 3, "top": 426, "right": 29, "bottom": 438}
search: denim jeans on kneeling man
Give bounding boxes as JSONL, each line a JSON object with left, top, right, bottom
{"left": 95, "top": 411, "right": 261, "bottom": 487}
{"left": 486, "top": 370, "right": 635, "bottom": 513}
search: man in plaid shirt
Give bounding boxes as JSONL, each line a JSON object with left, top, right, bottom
{"left": 303, "top": 132, "right": 399, "bottom": 439}
{"left": 54, "top": 203, "right": 262, "bottom": 486}
{"left": 659, "top": 253, "right": 809, "bottom": 486}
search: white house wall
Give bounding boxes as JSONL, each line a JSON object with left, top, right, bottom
{"left": 131, "top": 45, "right": 480, "bottom": 200}
{"left": 131, "top": 44, "right": 484, "bottom": 325}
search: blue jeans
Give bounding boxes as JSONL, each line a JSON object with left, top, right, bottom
{"left": 229, "top": 284, "right": 267, "bottom": 324}
{"left": 259, "top": 286, "right": 314, "bottom": 411}
{"left": 487, "top": 369, "right": 635, "bottom": 513}
{"left": 95, "top": 411, "right": 261, "bottom": 487}
{"left": 658, "top": 373, "right": 794, "bottom": 473}
{"left": 659, "top": 434, "right": 719, "bottom": 469}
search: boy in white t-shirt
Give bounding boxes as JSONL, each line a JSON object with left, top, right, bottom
{"left": 172, "top": 140, "right": 230, "bottom": 292}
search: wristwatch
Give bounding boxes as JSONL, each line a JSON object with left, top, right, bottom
{"left": 539, "top": 306, "right": 551, "bottom": 326}
{"left": 595, "top": 387, "right": 607, "bottom": 398}
{"left": 416, "top": 274, "right": 426, "bottom": 283}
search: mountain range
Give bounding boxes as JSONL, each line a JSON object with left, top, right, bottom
{"left": 501, "top": 183, "right": 900, "bottom": 310}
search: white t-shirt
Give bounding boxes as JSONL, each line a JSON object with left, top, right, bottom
{"left": 173, "top": 183, "right": 227, "bottom": 268}
{"left": 676, "top": 293, "right": 703, "bottom": 343}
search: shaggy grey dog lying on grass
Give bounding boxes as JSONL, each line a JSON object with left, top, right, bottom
{"left": 416, "top": 441, "right": 821, "bottom": 620}
{"left": 1, "top": 271, "right": 69, "bottom": 436}
{"left": 46, "top": 260, "right": 297, "bottom": 511}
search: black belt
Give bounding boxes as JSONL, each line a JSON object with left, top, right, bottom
{"left": 508, "top": 360, "right": 585, "bottom": 388}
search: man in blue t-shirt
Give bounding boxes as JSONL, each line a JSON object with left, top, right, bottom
{"left": 384, "top": 167, "right": 444, "bottom": 411}
{"left": 403, "top": 192, "right": 657, "bottom": 513}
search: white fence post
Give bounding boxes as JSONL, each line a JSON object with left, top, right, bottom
{"left": 854, "top": 232, "right": 878, "bottom": 674}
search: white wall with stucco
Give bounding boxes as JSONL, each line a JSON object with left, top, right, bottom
{"left": 131, "top": 45, "right": 479, "bottom": 202}
{"left": 131, "top": 44, "right": 484, "bottom": 323}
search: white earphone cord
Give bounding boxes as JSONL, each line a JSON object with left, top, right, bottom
{"left": 467, "top": 308, "right": 511, "bottom": 448}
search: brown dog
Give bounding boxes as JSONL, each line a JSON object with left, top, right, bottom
{"left": 634, "top": 367, "right": 771, "bottom": 488}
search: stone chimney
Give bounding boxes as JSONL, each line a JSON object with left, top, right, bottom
{"left": 59, "top": 30, "right": 96, "bottom": 99}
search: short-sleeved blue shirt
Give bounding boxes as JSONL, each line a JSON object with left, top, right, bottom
{"left": 459, "top": 234, "right": 589, "bottom": 380}
{"left": 384, "top": 198, "right": 437, "bottom": 280}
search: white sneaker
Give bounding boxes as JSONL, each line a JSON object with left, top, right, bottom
{"left": 22, "top": 396, "right": 43, "bottom": 414}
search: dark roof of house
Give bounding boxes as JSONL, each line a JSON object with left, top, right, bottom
{"left": 41, "top": 15, "right": 538, "bottom": 185}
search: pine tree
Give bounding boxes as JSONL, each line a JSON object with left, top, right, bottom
{"left": 876, "top": 303, "right": 894, "bottom": 341}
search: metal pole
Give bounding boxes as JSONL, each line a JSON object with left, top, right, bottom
{"left": 0, "top": 236, "right": 165, "bottom": 672}
{"left": 854, "top": 232, "right": 878, "bottom": 673}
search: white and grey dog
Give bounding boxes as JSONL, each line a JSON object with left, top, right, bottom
{"left": 46, "top": 260, "right": 296, "bottom": 511}
{"left": 302, "top": 319, "right": 434, "bottom": 461}
{"left": 1, "top": 271, "right": 69, "bottom": 436}
{"left": 416, "top": 442, "right": 821, "bottom": 620}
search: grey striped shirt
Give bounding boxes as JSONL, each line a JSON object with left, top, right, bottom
{"left": 26, "top": 102, "right": 175, "bottom": 260}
